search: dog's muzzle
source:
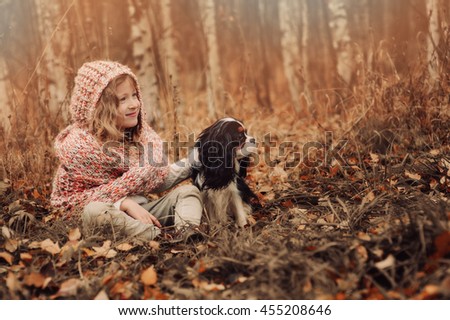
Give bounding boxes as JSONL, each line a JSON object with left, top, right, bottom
{"left": 237, "top": 136, "right": 257, "bottom": 158}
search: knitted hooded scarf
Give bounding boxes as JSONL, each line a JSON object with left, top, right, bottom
{"left": 51, "top": 61, "right": 169, "bottom": 218}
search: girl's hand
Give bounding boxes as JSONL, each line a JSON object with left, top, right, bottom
{"left": 120, "top": 198, "right": 162, "bottom": 228}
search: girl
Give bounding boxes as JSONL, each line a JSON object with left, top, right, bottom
{"left": 51, "top": 60, "right": 202, "bottom": 242}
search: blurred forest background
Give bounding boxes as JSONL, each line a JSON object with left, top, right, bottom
{"left": 0, "top": 0, "right": 448, "bottom": 128}
{"left": 0, "top": 0, "right": 449, "bottom": 299}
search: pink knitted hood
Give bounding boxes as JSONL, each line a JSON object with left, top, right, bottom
{"left": 70, "top": 60, "right": 143, "bottom": 127}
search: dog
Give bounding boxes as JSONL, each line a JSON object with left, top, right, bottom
{"left": 191, "top": 117, "right": 259, "bottom": 227}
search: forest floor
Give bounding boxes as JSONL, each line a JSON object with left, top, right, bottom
{"left": 0, "top": 77, "right": 449, "bottom": 300}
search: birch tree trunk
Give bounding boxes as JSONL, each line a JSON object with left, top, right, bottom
{"left": 198, "top": 0, "right": 222, "bottom": 118}
{"left": 35, "top": 0, "right": 71, "bottom": 119}
{"left": 426, "top": 0, "right": 440, "bottom": 83}
{"left": 328, "top": 0, "right": 352, "bottom": 84}
{"left": 360, "top": 0, "right": 373, "bottom": 72}
{"left": 279, "top": 0, "right": 301, "bottom": 113}
{"left": 161, "top": 0, "right": 183, "bottom": 114}
{"left": 256, "top": 0, "right": 272, "bottom": 110}
{"left": 0, "top": 57, "right": 11, "bottom": 130}
{"left": 300, "top": 0, "right": 312, "bottom": 108}
{"left": 128, "top": 1, "right": 162, "bottom": 127}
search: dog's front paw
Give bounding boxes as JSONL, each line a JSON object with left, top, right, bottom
{"left": 236, "top": 217, "right": 248, "bottom": 228}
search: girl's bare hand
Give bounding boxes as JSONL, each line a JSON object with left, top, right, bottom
{"left": 120, "top": 198, "right": 162, "bottom": 228}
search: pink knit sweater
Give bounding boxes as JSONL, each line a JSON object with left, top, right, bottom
{"left": 51, "top": 61, "right": 169, "bottom": 218}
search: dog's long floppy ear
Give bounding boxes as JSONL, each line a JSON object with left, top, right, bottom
{"left": 200, "top": 138, "right": 236, "bottom": 190}
{"left": 237, "top": 156, "right": 251, "bottom": 178}
{"left": 195, "top": 120, "right": 240, "bottom": 190}
{"left": 236, "top": 176, "right": 260, "bottom": 207}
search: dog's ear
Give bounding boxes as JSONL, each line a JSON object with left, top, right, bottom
{"left": 199, "top": 138, "right": 235, "bottom": 190}
{"left": 237, "top": 157, "right": 250, "bottom": 178}
{"left": 236, "top": 176, "right": 260, "bottom": 207}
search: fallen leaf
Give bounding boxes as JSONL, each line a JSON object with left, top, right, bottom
{"left": 93, "top": 240, "right": 117, "bottom": 258}
{"left": 357, "top": 232, "right": 371, "bottom": 241}
{"left": 43, "top": 277, "right": 52, "bottom": 289}
{"left": 362, "top": 191, "right": 375, "bottom": 203}
{"left": 5, "top": 238, "right": 19, "bottom": 253}
{"left": 24, "top": 272, "right": 46, "bottom": 288}
{"left": 405, "top": 171, "right": 421, "bottom": 180}
{"left": 324, "top": 213, "right": 335, "bottom": 223}
{"left": 247, "top": 215, "right": 256, "bottom": 225}
{"left": 192, "top": 278, "right": 225, "bottom": 291}
{"left": 82, "top": 247, "right": 96, "bottom": 256}
{"left": 148, "top": 241, "right": 160, "bottom": 250}
{"left": 1, "top": 226, "right": 12, "bottom": 239}
{"left": 0, "top": 180, "right": 11, "bottom": 196}
{"left": 197, "top": 260, "right": 207, "bottom": 273}
{"left": 329, "top": 165, "right": 340, "bottom": 177}
{"left": 116, "top": 242, "right": 134, "bottom": 252}
{"left": 370, "top": 153, "right": 380, "bottom": 163}
{"left": 355, "top": 245, "right": 368, "bottom": 265}
{"left": 68, "top": 228, "right": 81, "bottom": 241}
{"left": 303, "top": 278, "right": 313, "bottom": 293}
{"left": 431, "top": 231, "right": 450, "bottom": 260}
{"left": 143, "top": 286, "right": 168, "bottom": 300}
{"left": 110, "top": 280, "right": 133, "bottom": 299}
{"left": 281, "top": 200, "right": 294, "bottom": 208}
{"left": 430, "top": 178, "right": 438, "bottom": 189}
{"left": 0, "top": 251, "right": 14, "bottom": 265}
{"left": 141, "top": 266, "right": 157, "bottom": 286}
{"left": 40, "top": 239, "right": 61, "bottom": 255}
{"left": 375, "top": 254, "right": 395, "bottom": 270}
{"left": 413, "top": 284, "right": 440, "bottom": 300}
{"left": 6, "top": 272, "right": 21, "bottom": 293}
{"left": 94, "top": 289, "right": 110, "bottom": 300}
{"left": 20, "top": 252, "right": 33, "bottom": 262}
{"left": 258, "top": 185, "right": 272, "bottom": 193}
{"left": 51, "top": 278, "right": 81, "bottom": 299}
{"left": 28, "top": 241, "right": 41, "bottom": 249}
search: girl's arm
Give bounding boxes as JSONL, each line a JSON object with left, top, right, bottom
{"left": 152, "top": 158, "right": 192, "bottom": 193}
{"left": 84, "top": 165, "right": 168, "bottom": 204}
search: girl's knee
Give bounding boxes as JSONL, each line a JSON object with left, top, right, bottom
{"left": 82, "top": 202, "right": 116, "bottom": 230}
{"left": 176, "top": 185, "right": 201, "bottom": 198}
{"left": 83, "top": 202, "right": 115, "bottom": 216}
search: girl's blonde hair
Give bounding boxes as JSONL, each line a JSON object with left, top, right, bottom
{"left": 90, "top": 74, "right": 142, "bottom": 142}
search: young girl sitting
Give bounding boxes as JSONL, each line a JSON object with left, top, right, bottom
{"left": 51, "top": 60, "right": 202, "bottom": 242}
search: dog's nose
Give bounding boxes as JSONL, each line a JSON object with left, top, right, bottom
{"left": 250, "top": 138, "right": 256, "bottom": 144}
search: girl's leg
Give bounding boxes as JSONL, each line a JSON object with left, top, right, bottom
{"left": 142, "top": 185, "right": 203, "bottom": 229}
{"left": 82, "top": 202, "right": 160, "bottom": 241}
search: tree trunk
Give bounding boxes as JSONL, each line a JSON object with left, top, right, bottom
{"left": 198, "top": 0, "right": 222, "bottom": 118}
{"left": 279, "top": 0, "right": 301, "bottom": 113}
{"left": 300, "top": 0, "right": 312, "bottom": 108}
{"left": 161, "top": 0, "right": 183, "bottom": 116}
{"left": 426, "top": 0, "right": 440, "bottom": 83}
{"left": 0, "top": 57, "right": 10, "bottom": 130}
{"left": 35, "top": 0, "right": 71, "bottom": 119}
{"left": 128, "top": 0, "right": 162, "bottom": 127}
{"left": 327, "top": 0, "right": 352, "bottom": 84}
{"left": 255, "top": 0, "right": 272, "bottom": 111}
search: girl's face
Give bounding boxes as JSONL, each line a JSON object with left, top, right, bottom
{"left": 115, "top": 78, "right": 140, "bottom": 130}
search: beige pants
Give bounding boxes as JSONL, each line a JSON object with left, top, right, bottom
{"left": 81, "top": 185, "right": 202, "bottom": 241}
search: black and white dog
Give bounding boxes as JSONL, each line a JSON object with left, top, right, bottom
{"left": 191, "top": 117, "right": 259, "bottom": 227}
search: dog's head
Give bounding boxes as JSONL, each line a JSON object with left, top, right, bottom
{"left": 192, "top": 117, "right": 256, "bottom": 189}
